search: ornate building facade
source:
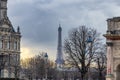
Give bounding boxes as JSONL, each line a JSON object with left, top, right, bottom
{"left": 104, "top": 17, "right": 120, "bottom": 80}
{"left": 0, "top": 0, "right": 21, "bottom": 78}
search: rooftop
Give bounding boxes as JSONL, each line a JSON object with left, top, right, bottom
{"left": 107, "top": 17, "right": 120, "bottom": 22}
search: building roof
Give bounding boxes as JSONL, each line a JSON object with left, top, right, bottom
{"left": 107, "top": 17, "right": 120, "bottom": 22}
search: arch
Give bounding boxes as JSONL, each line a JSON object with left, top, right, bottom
{"left": 116, "top": 64, "right": 120, "bottom": 80}
{"left": 113, "top": 60, "right": 120, "bottom": 71}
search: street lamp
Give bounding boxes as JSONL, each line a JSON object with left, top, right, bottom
{"left": 87, "top": 35, "right": 93, "bottom": 80}
{"left": 44, "top": 53, "right": 48, "bottom": 62}
{"left": 87, "top": 36, "right": 93, "bottom": 43}
{"left": 44, "top": 53, "right": 48, "bottom": 80}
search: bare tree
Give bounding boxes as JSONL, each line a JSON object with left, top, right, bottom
{"left": 64, "top": 26, "right": 101, "bottom": 80}
{"left": 21, "top": 53, "right": 55, "bottom": 80}
{"left": 94, "top": 44, "right": 107, "bottom": 80}
{"left": 21, "top": 56, "right": 45, "bottom": 79}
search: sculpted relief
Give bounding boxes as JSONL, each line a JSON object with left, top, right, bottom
{"left": 113, "top": 46, "right": 120, "bottom": 56}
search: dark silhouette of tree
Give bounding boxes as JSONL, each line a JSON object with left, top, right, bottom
{"left": 64, "top": 26, "right": 101, "bottom": 80}
{"left": 21, "top": 53, "right": 55, "bottom": 80}
{"left": 94, "top": 44, "right": 107, "bottom": 80}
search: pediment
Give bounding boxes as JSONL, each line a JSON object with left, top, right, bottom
{"left": 2, "top": 24, "right": 10, "bottom": 28}
{"left": 0, "top": 18, "right": 15, "bottom": 32}
{"left": 0, "top": 17, "right": 12, "bottom": 28}
{"left": 0, "top": 23, "right": 15, "bottom": 33}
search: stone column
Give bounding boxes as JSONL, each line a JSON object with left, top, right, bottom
{"left": 106, "top": 40, "right": 114, "bottom": 80}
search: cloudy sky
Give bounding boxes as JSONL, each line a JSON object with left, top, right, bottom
{"left": 7, "top": 0, "right": 120, "bottom": 60}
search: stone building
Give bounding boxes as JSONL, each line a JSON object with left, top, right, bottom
{"left": 104, "top": 17, "right": 120, "bottom": 80}
{"left": 0, "top": 0, "right": 21, "bottom": 78}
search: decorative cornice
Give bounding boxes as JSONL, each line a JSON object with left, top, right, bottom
{"left": 113, "top": 56, "right": 120, "bottom": 59}
{"left": 1, "top": 0, "right": 7, "bottom": 1}
{"left": 107, "top": 17, "right": 120, "bottom": 22}
{"left": 103, "top": 34, "right": 120, "bottom": 40}
{"left": 0, "top": 7, "right": 7, "bottom": 9}
{"left": 106, "top": 42, "right": 113, "bottom": 46}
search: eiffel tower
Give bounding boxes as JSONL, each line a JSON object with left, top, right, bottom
{"left": 55, "top": 24, "right": 64, "bottom": 69}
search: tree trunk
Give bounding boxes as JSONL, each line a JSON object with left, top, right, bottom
{"left": 98, "top": 71, "right": 102, "bottom": 80}
{"left": 81, "top": 73, "right": 86, "bottom": 80}
{"left": 81, "top": 74, "right": 84, "bottom": 80}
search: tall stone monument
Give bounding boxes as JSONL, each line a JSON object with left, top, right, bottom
{"left": 104, "top": 17, "right": 120, "bottom": 80}
{"left": 55, "top": 24, "right": 64, "bottom": 69}
{"left": 0, "top": 0, "right": 21, "bottom": 78}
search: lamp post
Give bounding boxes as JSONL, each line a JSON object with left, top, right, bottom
{"left": 87, "top": 36, "right": 93, "bottom": 43}
{"left": 44, "top": 53, "right": 48, "bottom": 80}
{"left": 87, "top": 35, "right": 93, "bottom": 80}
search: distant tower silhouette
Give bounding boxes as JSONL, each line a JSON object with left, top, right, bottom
{"left": 55, "top": 24, "right": 64, "bottom": 68}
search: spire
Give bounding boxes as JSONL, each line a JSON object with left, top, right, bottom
{"left": 58, "top": 24, "right": 62, "bottom": 47}
{"left": 17, "top": 26, "right": 20, "bottom": 34}
{"left": 58, "top": 24, "right": 62, "bottom": 31}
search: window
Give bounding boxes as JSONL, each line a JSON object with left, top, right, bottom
{"left": 14, "top": 41, "right": 17, "bottom": 50}
{"left": 7, "top": 41, "right": 10, "bottom": 49}
{"left": 0, "top": 40, "right": 2, "bottom": 48}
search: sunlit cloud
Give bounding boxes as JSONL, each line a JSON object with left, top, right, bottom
{"left": 21, "top": 39, "right": 57, "bottom": 60}
{"left": 21, "top": 47, "right": 34, "bottom": 59}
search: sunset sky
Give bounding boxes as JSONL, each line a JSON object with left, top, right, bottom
{"left": 7, "top": 0, "right": 120, "bottom": 60}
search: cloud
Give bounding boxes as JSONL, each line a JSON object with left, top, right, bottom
{"left": 21, "top": 39, "right": 56, "bottom": 60}
{"left": 7, "top": 0, "right": 120, "bottom": 60}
